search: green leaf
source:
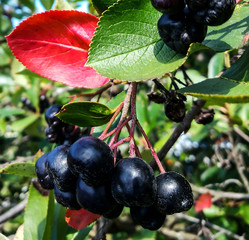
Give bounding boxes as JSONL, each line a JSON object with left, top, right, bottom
{"left": 40, "top": 0, "right": 54, "bottom": 10}
{"left": 208, "top": 53, "right": 224, "bottom": 78}
{"left": 179, "top": 46, "right": 249, "bottom": 104}
{"left": 87, "top": 1, "right": 249, "bottom": 82}
{"left": 42, "top": 191, "right": 55, "bottom": 240}
{"left": 57, "top": 101, "right": 115, "bottom": 127}
{"left": 92, "top": 0, "right": 117, "bottom": 14}
{"left": 0, "top": 162, "right": 36, "bottom": 177}
{"left": 24, "top": 185, "right": 50, "bottom": 240}
{"left": 203, "top": 4, "right": 249, "bottom": 52}
{"left": 11, "top": 115, "right": 39, "bottom": 132}
{"left": 54, "top": 0, "right": 73, "bottom": 10}
{"left": 0, "top": 107, "right": 25, "bottom": 118}
{"left": 87, "top": 0, "right": 186, "bottom": 81}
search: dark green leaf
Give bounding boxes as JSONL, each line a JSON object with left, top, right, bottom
{"left": 179, "top": 46, "right": 249, "bottom": 104}
{"left": 11, "top": 115, "right": 39, "bottom": 132}
{"left": 40, "top": 0, "right": 54, "bottom": 10}
{"left": 0, "top": 162, "right": 36, "bottom": 177}
{"left": 92, "top": 0, "right": 117, "bottom": 14}
{"left": 24, "top": 185, "right": 49, "bottom": 240}
{"left": 87, "top": 0, "right": 186, "bottom": 81}
{"left": 203, "top": 4, "right": 249, "bottom": 52}
{"left": 57, "top": 101, "right": 115, "bottom": 127}
{"left": 42, "top": 191, "right": 55, "bottom": 240}
{"left": 0, "top": 107, "right": 25, "bottom": 118}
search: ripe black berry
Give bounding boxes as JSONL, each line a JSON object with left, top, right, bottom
{"left": 111, "top": 157, "right": 157, "bottom": 207}
{"left": 45, "top": 104, "right": 62, "bottom": 126}
{"left": 46, "top": 145, "right": 77, "bottom": 192}
{"left": 54, "top": 186, "right": 81, "bottom": 210}
{"left": 156, "top": 172, "right": 193, "bottom": 215}
{"left": 157, "top": 9, "right": 207, "bottom": 54}
{"left": 39, "top": 94, "right": 49, "bottom": 114}
{"left": 130, "top": 204, "right": 166, "bottom": 230}
{"left": 186, "top": 0, "right": 236, "bottom": 26}
{"left": 151, "top": 0, "right": 185, "bottom": 14}
{"left": 103, "top": 204, "right": 124, "bottom": 219}
{"left": 76, "top": 178, "right": 117, "bottom": 215}
{"left": 35, "top": 153, "right": 54, "bottom": 190}
{"left": 67, "top": 136, "right": 114, "bottom": 186}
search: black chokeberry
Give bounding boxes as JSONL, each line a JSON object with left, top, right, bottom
{"left": 111, "top": 157, "right": 157, "bottom": 207}
{"left": 54, "top": 186, "right": 81, "bottom": 210}
{"left": 157, "top": 9, "right": 207, "bottom": 54}
{"left": 130, "top": 204, "right": 166, "bottom": 230}
{"left": 103, "top": 204, "right": 124, "bottom": 219}
{"left": 195, "top": 108, "right": 215, "bottom": 125}
{"left": 39, "top": 94, "right": 49, "bottom": 114}
{"left": 45, "top": 104, "right": 62, "bottom": 126}
{"left": 156, "top": 172, "right": 193, "bottom": 215}
{"left": 46, "top": 145, "right": 77, "bottom": 192}
{"left": 76, "top": 178, "right": 117, "bottom": 215}
{"left": 151, "top": 0, "right": 185, "bottom": 14}
{"left": 67, "top": 136, "right": 114, "bottom": 186}
{"left": 186, "top": 0, "right": 236, "bottom": 26}
{"left": 35, "top": 153, "right": 54, "bottom": 190}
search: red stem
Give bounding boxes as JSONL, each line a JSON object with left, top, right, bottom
{"left": 99, "top": 101, "right": 124, "bottom": 140}
{"left": 136, "top": 120, "right": 166, "bottom": 173}
{"left": 111, "top": 136, "right": 131, "bottom": 149}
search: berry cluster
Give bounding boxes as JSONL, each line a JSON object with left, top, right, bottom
{"left": 44, "top": 105, "right": 80, "bottom": 145}
{"left": 35, "top": 136, "right": 193, "bottom": 230}
{"left": 152, "top": 0, "right": 236, "bottom": 54}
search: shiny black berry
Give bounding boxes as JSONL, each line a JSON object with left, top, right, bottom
{"left": 156, "top": 172, "right": 193, "bottom": 215}
{"left": 151, "top": 0, "right": 185, "bottom": 14}
{"left": 39, "top": 94, "right": 49, "bottom": 114}
{"left": 46, "top": 145, "right": 77, "bottom": 192}
{"left": 111, "top": 157, "right": 157, "bottom": 207}
{"left": 157, "top": 9, "right": 207, "bottom": 54}
{"left": 76, "top": 178, "right": 117, "bottom": 215}
{"left": 186, "top": 0, "right": 236, "bottom": 26}
{"left": 45, "top": 104, "right": 62, "bottom": 126}
{"left": 54, "top": 186, "right": 81, "bottom": 210}
{"left": 103, "top": 204, "right": 124, "bottom": 219}
{"left": 130, "top": 204, "right": 166, "bottom": 230}
{"left": 67, "top": 136, "right": 114, "bottom": 186}
{"left": 35, "top": 153, "right": 54, "bottom": 190}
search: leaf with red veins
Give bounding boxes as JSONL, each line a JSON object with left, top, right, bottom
{"left": 6, "top": 10, "right": 109, "bottom": 89}
{"left": 65, "top": 208, "right": 101, "bottom": 230}
{"left": 195, "top": 192, "right": 212, "bottom": 212}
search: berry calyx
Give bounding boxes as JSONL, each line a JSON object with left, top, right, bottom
{"left": 111, "top": 157, "right": 157, "bottom": 207}
{"left": 67, "top": 136, "right": 114, "bottom": 186}
{"left": 156, "top": 172, "right": 193, "bottom": 215}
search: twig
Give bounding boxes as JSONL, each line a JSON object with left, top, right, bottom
{"left": 0, "top": 197, "right": 28, "bottom": 224}
{"left": 175, "top": 213, "right": 246, "bottom": 240}
{"left": 92, "top": 217, "right": 113, "bottom": 240}
{"left": 158, "top": 227, "right": 200, "bottom": 240}
{"left": 233, "top": 126, "right": 249, "bottom": 144}
{"left": 191, "top": 184, "right": 249, "bottom": 200}
{"left": 150, "top": 99, "right": 206, "bottom": 168}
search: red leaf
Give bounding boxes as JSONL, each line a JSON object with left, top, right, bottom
{"left": 195, "top": 193, "right": 212, "bottom": 212}
{"left": 65, "top": 208, "right": 101, "bottom": 230}
{"left": 6, "top": 10, "right": 109, "bottom": 89}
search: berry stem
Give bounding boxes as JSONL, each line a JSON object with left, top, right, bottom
{"left": 111, "top": 136, "right": 131, "bottom": 149}
{"left": 99, "top": 101, "right": 124, "bottom": 140}
{"left": 136, "top": 120, "right": 166, "bottom": 174}
{"left": 129, "top": 82, "right": 137, "bottom": 158}
{"left": 126, "top": 123, "right": 142, "bottom": 158}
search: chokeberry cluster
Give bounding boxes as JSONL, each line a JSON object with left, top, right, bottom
{"left": 35, "top": 135, "right": 194, "bottom": 230}
{"left": 21, "top": 94, "right": 49, "bottom": 113}
{"left": 44, "top": 104, "right": 80, "bottom": 145}
{"left": 152, "top": 0, "right": 236, "bottom": 54}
